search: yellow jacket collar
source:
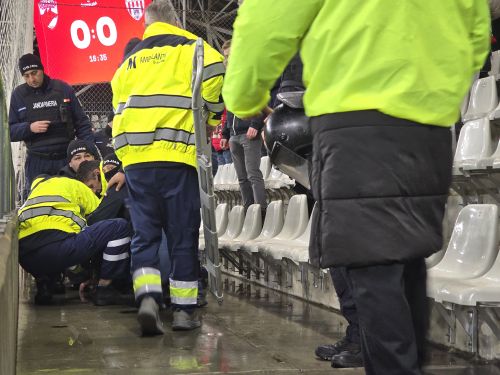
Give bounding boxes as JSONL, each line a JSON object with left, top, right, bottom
{"left": 143, "top": 22, "right": 198, "bottom": 41}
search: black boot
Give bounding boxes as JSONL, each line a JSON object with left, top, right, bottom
{"left": 331, "top": 347, "right": 363, "bottom": 368}
{"left": 34, "top": 280, "right": 53, "bottom": 305}
{"left": 315, "top": 337, "right": 354, "bottom": 361}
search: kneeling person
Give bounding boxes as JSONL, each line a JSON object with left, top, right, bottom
{"left": 18, "top": 174, "right": 132, "bottom": 305}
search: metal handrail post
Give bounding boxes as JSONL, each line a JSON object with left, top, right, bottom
{"left": 0, "top": 78, "right": 15, "bottom": 215}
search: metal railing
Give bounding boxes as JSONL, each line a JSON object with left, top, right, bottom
{"left": 0, "top": 76, "right": 19, "bottom": 375}
{"left": 0, "top": 77, "right": 15, "bottom": 214}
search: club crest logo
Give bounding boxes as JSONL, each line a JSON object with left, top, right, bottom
{"left": 38, "top": 0, "right": 58, "bottom": 30}
{"left": 125, "top": 0, "right": 145, "bottom": 21}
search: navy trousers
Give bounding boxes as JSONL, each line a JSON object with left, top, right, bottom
{"left": 125, "top": 165, "right": 201, "bottom": 306}
{"left": 20, "top": 218, "right": 132, "bottom": 281}
{"left": 330, "top": 267, "right": 360, "bottom": 344}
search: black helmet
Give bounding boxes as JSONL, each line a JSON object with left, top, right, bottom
{"left": 264, "top": 92, "right": 312, "bottom": 188}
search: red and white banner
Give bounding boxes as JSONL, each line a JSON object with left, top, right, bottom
{"left": 34, "top": 0, "right": 152, "bottom": 85}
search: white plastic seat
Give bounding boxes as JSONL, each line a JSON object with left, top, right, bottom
{"left": 453, "top": 118, "right": 493, "bottom": 172}
{"left": 265, "top": 166, "right": 294, "bottom": 189}
{"left": 490, "top": 50, "right": 500, "bottom": 80}
{"left": 215, "top": 203, "right": 229, "bottom": 237}
{"left": 264, "top": 203, "right": 316, "bottom": 263}
{"left": 224, "top": 204, "right": 262, "bottom": 251}
{"left": 240, "top": 200, "right": 284, "bottom": 253}
{"left": 213, "top": 165, "right": 224, "bottom": 190}
{"left": 252, "top": 194, "right": 308, "bottom": 254}
{"left": 426, "top": 249, "right": 446, "bottom": 269}
{"left": 218, "top": 205, "right": 245, "bottom": 247}
{"left": 436, "top": 249, "right": 500, "bottom": 306}
{"left": 218, "top": 164, "right": 231, "bottom": 191}
{"left": 427, "top": 204, "right": 499, "bottom": 300}
{"left": 226, "top": 163, "right": 239, "bottom": 191}
{"left": 259, "top": 156, "right": 272, "bottom": 180}
{"left": 463, "top": 76, "right": 498, "bottom": 121}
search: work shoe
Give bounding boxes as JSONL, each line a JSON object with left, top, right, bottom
{"left": 94, "top": 285, "right": 122, "bottom": 306}
{"left": 137, "top": 296, "right": 165, "bottom": 336}
{"left": 172, "top": 308, "right": 201, "bottom": 331}
{"left": 34, "top": 281, "right": 53, "bottom": 305}
{"left": 315, "top": 337, "right": 357, "bottom": 361}
{"left": 331, "top": 349, "right": 364, "bottom": 368}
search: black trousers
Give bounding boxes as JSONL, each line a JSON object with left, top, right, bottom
{"left": 346, "top": 258, "right": 428, "bottom": 375}
{"left": 330, "top": 267, "right": 359, "bottom": 344}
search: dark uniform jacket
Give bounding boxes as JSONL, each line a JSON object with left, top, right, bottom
{"left": 94, "top": 125, "right": 113, "bottom": 157}
{"left": 9, "top": 75, "right": 94, "bottom": 156}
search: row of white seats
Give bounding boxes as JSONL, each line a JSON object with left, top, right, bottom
{"left": 213, "top": 156, "right": 295, "bottom": 191}
{"left": 201, "top": 195, "right": 311, "bottom": 264}
{"left": 205, "top": 198, "right": 500, "bottom": 307}
{"left": 461, "top": 75, "right": 499, "bottom": 122}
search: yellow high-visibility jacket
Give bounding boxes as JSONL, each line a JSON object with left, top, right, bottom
{"left": 111, "top": 22, "right": 225, "bottom": 169}
{"left": 18, "top": 176, "right": 100, "bottom": 240}
{"left": 223, "top": 0, "right": 490, "bottom": 126}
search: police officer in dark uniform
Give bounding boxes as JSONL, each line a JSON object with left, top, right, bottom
{"left": 9, "top": 53, "right": 94, "bottom": 199}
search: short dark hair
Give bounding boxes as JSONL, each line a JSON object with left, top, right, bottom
{"left": 222, "top": 40, "right": 231, "bottom": 50}
{"left": 76, "top": 160, "right": 100, "bottom": 182}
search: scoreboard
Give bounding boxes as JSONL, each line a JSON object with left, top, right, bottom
{"left": 34, "top": 0, "right": 153, "bottom": 84}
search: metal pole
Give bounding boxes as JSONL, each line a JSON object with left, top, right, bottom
{"left": 0, "top": 78, "right": 15, "bottom": 215}
{"left": 182, "top": 0, "right": 187, "bottom": 29}
{"left": 191, "top": 38, "right": 223, "bottom": 304}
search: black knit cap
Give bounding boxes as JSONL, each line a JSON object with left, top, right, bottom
{"left": 67, "top": 140, "right": 98, "bottom": 161}
{"left": 103, "top": 153, "right": 121, "bottom": 168}
{"left": 19, "top": 53, "right": 44, "bottom": 74}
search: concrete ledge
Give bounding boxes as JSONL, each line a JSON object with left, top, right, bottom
{"left": 0, "top": 214, "right": 19, "bottom": 375}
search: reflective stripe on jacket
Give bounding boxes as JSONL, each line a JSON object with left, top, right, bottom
{"left": 111, "top": 22, "right": 225, "bottom": 169}
{"left": 18, "top": 176, "right": 100, "bottom": 239}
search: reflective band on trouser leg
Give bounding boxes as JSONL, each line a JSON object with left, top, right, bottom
{"left": 169, "top": 279, "right": 198, "bottom": 306}
{"left": 100, "top": 236, "right": 131, "bottom": 280}
{"left": 133, "top": 267, "right": 162, "bottom": 300}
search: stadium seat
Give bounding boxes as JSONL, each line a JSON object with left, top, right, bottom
{"left": 226, "top": 163, "right": 239, "bottom": 191}
{"left": 490, "top": 50, "right": 500, "bottom": 81}
{"left": 426, "top": 249, "right": 446, "bottom": 269}
{"left": 213, "top": 165, "right": 224, "bottom": 190}
{"left": 223, "top": 204, "right": 262, "bottom": 251}
{"left": 218, "top": 205, "right": 245, "bottom": 246}
{"left": 252, "top": 194, "right": 308, "bottom": 254}
{"left": 263, "top": 203, "right": 316, "bottom": 263}
{"left": 240, "top": 200, "right": 284, "bottom": 253}
{"left": 427, "top": 204, "right": 499, "bottom": 300}
{"left": 215, "top": 203, "right": 229, "bottom": 237}
{"left": 462, "top": 76, "right": 498, "bottom": 122}
{"left": 453, "top": 118, "right": 493, "bottom": 172}
{"left": 259, "top": 156, "right": 272, "bottom": 180}
{"left": 435, "top": 251, "right": 500, "bottom": 306}
{"left": 265, "top": 166, "right": 295, "bottom": 189}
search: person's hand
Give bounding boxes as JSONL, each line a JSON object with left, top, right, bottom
{"left": 30, "top": 121, "right": 50, "bottom": 133}
{"left": 246, "top": 127, "right": 258, "bottom": 140}
{"left": 79, "top": 280, "right": 93, "bottom": 302}
{"left": 220, "top": 138, "right": 229, "bottom": 150}
{"left": 106, "top": 171, "right": 126, "bottom": 193}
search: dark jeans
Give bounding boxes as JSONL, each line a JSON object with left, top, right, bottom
{"left": 330, "top": 267, "right": 359, "bottom": 344}
{"left": 346, "top": 258, "right": 428, "bottom": 375}
{"left": 229, "top": 134, "right": 267, "bottom": 209}
{"left": 217, "top": 149, "right": 232, "bottom": 165}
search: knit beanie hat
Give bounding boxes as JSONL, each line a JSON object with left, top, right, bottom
{"left": 67, "top": 140, "right": 98, "bottom": 161}
{"left": 19, "top": 53, "right": 44, "bottom": 74}
{"left": 102, "top": 153, "right": 121, "bottom": 169}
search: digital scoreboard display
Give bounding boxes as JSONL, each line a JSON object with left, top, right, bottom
{"left": 34, "top": 0, "right": 152, "bottom": 84}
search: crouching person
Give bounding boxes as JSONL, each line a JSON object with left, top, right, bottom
{"left": 18, "top": 174, "right": 132, "bottom": 306}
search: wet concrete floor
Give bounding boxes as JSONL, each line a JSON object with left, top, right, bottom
{"left": 17, "top": 276, "right": 500, "bottom": 374}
